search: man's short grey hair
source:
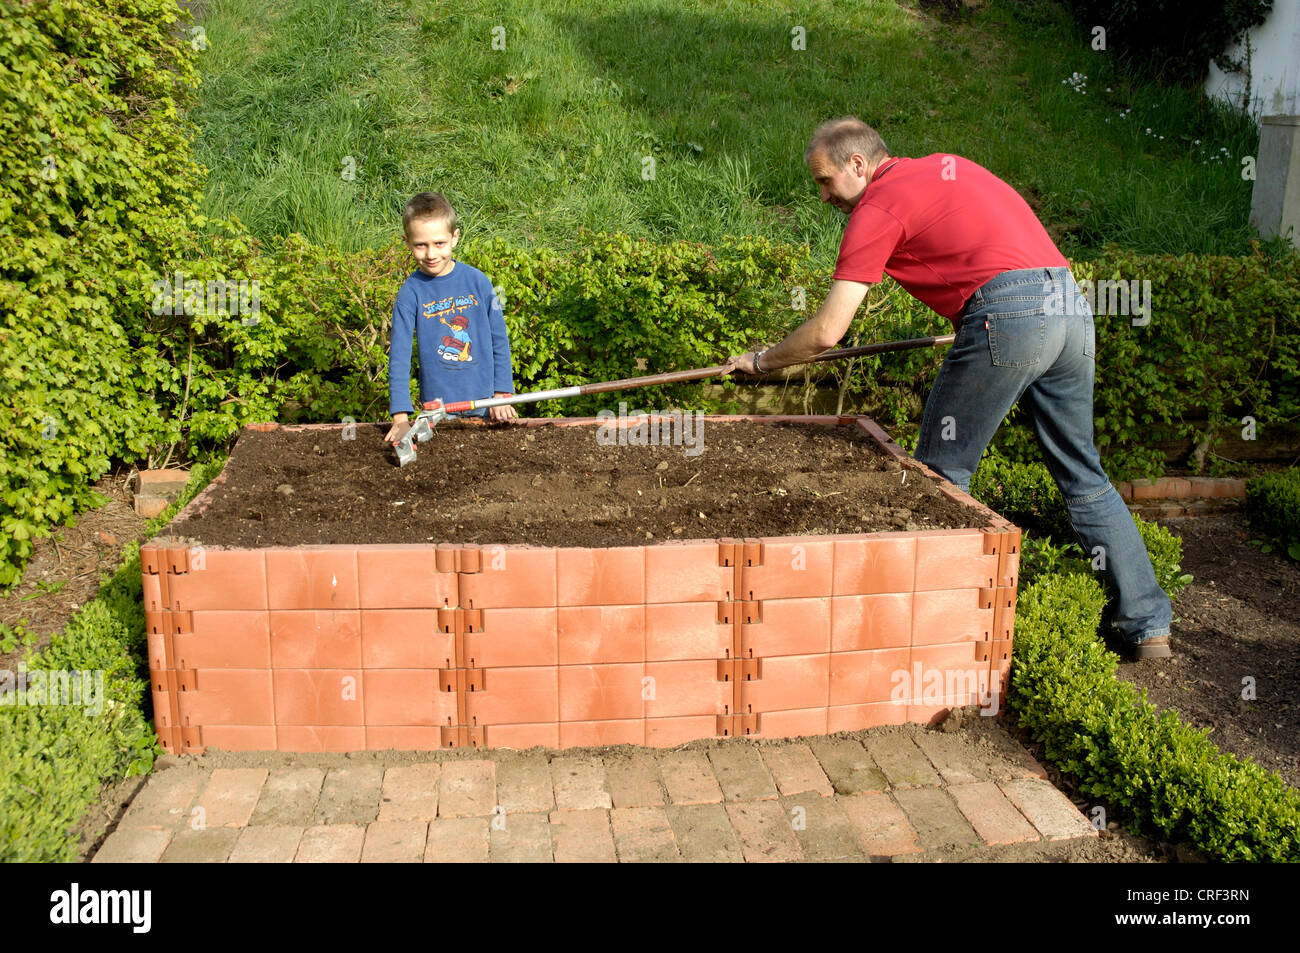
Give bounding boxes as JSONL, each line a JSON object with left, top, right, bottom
{"left": 805, "top": 118, "right": 889, "bottom": 168}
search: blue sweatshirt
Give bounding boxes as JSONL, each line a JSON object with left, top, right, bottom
{"left": 387, "top": 261, "right": 514, "bottom": 415}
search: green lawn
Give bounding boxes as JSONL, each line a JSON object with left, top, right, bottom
{"left": 190, "top": 0, "right": 1261, "bottom": 262}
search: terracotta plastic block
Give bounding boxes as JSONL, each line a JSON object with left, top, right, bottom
{"left": 464, "top": 667, "right": 558, "bottom": 725}
{"left": 830, "top": 593, "right": 913, "bottom": 652}
{"left": 742, "top": 597, "right": 831, "bottom": 658}
{"left": 645, "top": 715, "right": 719, "bottom": 748}
{"left": 559, "top": 719, "right": 645, "bottom": 748}
{"left": 740, "top": 539, "right": 833, "bottom": 600}
{"left": 270, "top": 610, "right": 363, "bottom": 668}
{"left": 832, "top": 537, "right": 917, "bottom": 595}
{"left": 907, "top": 645, "right": 991, "bottom": 707}
{"left": 911, "top": 590, "right": 994, "bottom": 646}
{"left": 176, "top": 670, "right": 275, "bottom": 726}
{"left": 167, "top": 550, "right": 268, "bottom": 611}
{"left": 272, "top": 669, "right": 364, "bottom": 726}
{"left": 357, "top": 547, "right": 457, "bottom": 609}
{"left": 908, "top": 704, "right": 955, "bottom": 726}
{"left": 458, "top": 546, "right": 558, "bottom": 608}
{"left": 746, "top": 654, "right": 830, "bottom": 713}
{"left": 557, "top": 605, "right": 645, "bottom": 665}
{"left": 174, "top": 613, "right": 271, "bottom": 669}
{"left": 275, "top": 726, "right": 367, "bottom": 752}
{"left": 644, "top": 542, "right": 732, "bottom": 604}
{"left": 755, "top": 707, "right": 828, "bottom": 739}
{"left": 363, "top": 671, "right": 458, "bottom": 726}
{"left": 643, "top": 660, "right": 732, "bottom": 718}
{"left": 360, "top": 610, "right": 455, "bottom": 669}
{"left": 557, "top": 547, "right": 646, "bottom": 606}
{"left": 199, "top": 725, "right": 277, "bottom": 751}
{"left": 644, "top": 602, "right": 731, "bottom": 661}
{"left": 265, "top": 549, "right": 360, "bottom": 610}
{"left": 558, "top": 663, "right": 646, "bottom": 722}
{"left": 464, "top": 608, "right": 558, "bottom": 668}
{"left": 483, "top": 722, "right": 561, "bottom": 749}
{"left": 365, "top": 726, "right": 443, "bottom": 750}
{"left": 914, "top": 532, "right": 998, "bottom": 591}
{"left": 827, "top": 702, "right": 909, "bottom": 732}
{"left": 829, "top": 648, "right": 911, "bottom": 708}
{"left": 146, "top": 631, "right": 168, "bottom": 672}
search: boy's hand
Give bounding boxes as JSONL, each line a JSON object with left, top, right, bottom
{"left": 385, "top": 412, "right": 410, "bottom": 444}
{"left": 489, "top": 393, "right": 517, "bottom": 422}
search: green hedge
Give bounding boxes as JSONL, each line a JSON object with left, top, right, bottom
{"left": 0, "top": 458, "right": 223, "bottom": 863}
{"left": 1009, "top": 570, "right": 1300, "bottom": 861}
{"left": 1245, "top": 469, "right": 1300, "bottom": 559}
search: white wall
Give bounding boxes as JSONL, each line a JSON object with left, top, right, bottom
{"left": 1205, "top": 0, "right": 1300, "bottom": 117}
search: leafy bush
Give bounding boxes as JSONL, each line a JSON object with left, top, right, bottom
{"left": 1010, "top": 571, "right": 1300, "bottom": 861}
{"left": 0, "top": 457, "right": 224, "bottom": 862}
{"left": 1245, "top": 468, "right": 1300, "bottom": 560}
{"left": 970, "top": 453, "right": 1074, "bottom": 542}
{"left": 1134, "top": 514, "right": 1195, "bottom": 597}
{"left": 1057, "top": 1, "right": 1274, "bottom": 86}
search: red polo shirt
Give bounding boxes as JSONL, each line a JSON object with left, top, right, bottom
{"left": 832, "top": 154, "right": 1068, "bottom": 326}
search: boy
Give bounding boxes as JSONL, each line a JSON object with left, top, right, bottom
{"left": 385, "top": 192, "right": 515, "bottom": 445}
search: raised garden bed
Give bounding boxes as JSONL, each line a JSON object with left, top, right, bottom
{"left": 141, "top": 416, "right": 1021, "bottom": 753}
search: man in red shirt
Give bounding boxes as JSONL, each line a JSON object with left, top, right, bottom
{"left": 726, "top": 117, "right": 1172, "bottom": 660}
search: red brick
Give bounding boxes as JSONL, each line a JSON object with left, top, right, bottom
{"left": 708, "top": 744, "right": 779, "bottom": 801}
{"left": 724, "top": 801, "right": 803, "bottom": 862}
{"left": 862, "top": 733, "right": 944, "bottom": 788}
{"left": 948, "top": 781, "right": 1040, "bottom": 845}
{"left": 250, "top": 768, "right": 324, "bottom": 826}
{"left": 1129, "top": 478, "right": 1161, "bottom": 500}
{"left": 160, "top": 828, "right": 240, "bottom": 862}
{"left": 92, "top": 829, "right": 173, "bottom": 863}
{"left": 658, "top": 752, "right": 725, "bottom": 804}
{"left": 760, "top": 744, "right": 834, "bottom": 797}
{"left": 494, "top": 755, "right": 555, "bottom": 813}
{"left": 425, "top": 816, "right": 489, "bottom": 862}
{"left": 117, "top": 770, "right": 202, "bottom": 830}
{"left": 550, "top": 755, "right": 613, "bottom": 810}
{"left": 438, "top": 761, "right": 496, "bottom": 818}
{"left": 362, "top": 820, "right": 429, "bottom": 862}
{"left": 664, "top": 803, "right": 743, "bottom": 862}
{"left": 999, "top": 778, "right": 1097, "bottom": 840}
{"left": 550, "top": 808, "right": 616, "bottom": 863}
{"left": 892, "top": 786, "right": 981, "bottom": 850}
{"left": 488, "top": 811, "right": 552, "bottom": 862}
{"left": 839, "top": 792, "right": 922, "bottom": 857}
{"left": 611, "top": 807, "right": 680, "bottom": 862}
{"left": 314, "top": 765, "right": 384, "bottom": 825}
{"left": 379, "top": 764, "right": 441, "bottom": 822}
{"left": 604, "top": 755, "right": 666, "bottom": 807}
{"left": 295, "top": 824, "right": 365, "bottom": 862}
{"left": 194, "top": 768, "right": 268, "bottom": 828}
{"left": 228, "top": 825, "right": 304, "bottom": 863}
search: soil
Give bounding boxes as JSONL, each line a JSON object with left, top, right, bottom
{"left": 1114, "top": 512, "right": 1300, "bottom": 791}
{"left": 167, "top": 420, "right": 989, "bottom": 549}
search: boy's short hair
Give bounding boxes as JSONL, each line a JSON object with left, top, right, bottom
{"left": 805, "top": 117, "right": 889, "bottom": 169}
{"left": 403, "top": 192, "right": 458, "bottom": 234}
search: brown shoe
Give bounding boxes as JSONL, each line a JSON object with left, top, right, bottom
{"left": 1132, "top": 635, "right": 1172, "bottom": 660}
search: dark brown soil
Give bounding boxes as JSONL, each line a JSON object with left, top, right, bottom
{"left": 168, "top": 420, "right": 988, "bottom": 549}
{"left": 1116, "top": 513, "right": 1300, "bottom": 790}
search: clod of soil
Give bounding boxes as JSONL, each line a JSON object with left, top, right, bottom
{"left": 169, "top": 420, "right": 988, "bottom": 548}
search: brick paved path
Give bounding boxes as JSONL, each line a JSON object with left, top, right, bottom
{"left": 92, "top": 724, "right": 1096, "bottom": 862}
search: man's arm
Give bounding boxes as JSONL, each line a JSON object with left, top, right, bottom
{"left": 726, "top": 280, "right": 871, "bottom": 374}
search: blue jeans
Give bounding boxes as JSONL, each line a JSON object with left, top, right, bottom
{"left": 914, "top": 267, "right": 1172, "bottom": 645}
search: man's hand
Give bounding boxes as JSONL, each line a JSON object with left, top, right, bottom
{"left": 722, "top": 352, "right": 764, "bottom": 376}
{"left": 384, "top": 412, "right": 410, "bottom": 445}
{"left": 489, "top": 393, "right": 517, "bottom": 422}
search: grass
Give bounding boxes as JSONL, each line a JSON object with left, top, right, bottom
{"left": 190, "top": 0, "right": 1262, "bottom": 263}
